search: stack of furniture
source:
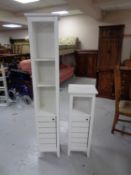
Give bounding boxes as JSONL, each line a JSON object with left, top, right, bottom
{"left": 0, "top": 64, "right": 8, "bottom": 106}
{"left": 26, "top": 14, "right": 60, "bottom": 157}
{"left": 97, "top": 25, "right": 125, "bottom": 99}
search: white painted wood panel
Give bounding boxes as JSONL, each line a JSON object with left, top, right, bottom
{"left": 37, "top": 122, "right": 56, "bottom": 128}
{"left": 26, "top": 14, "right": 59, "bottom": 157}
{"left": 39, "top": 138, "right": 56, "bottom": 144}
{"left": 71, "top": 133, "right": 87, "bottom": 138}
{"left": 38, "top": 127, "right": 56, "bottom": 133}
{"left": 68, "top": 84, "right": 98, "bottom": 157}
{"left": 38, "top": 133, "right": 56, "bottom": 139}
{"left": 72, "top": 122, "right": 89, "bottom": 127}
{"left": 71, "top": 127, "right": 89, "bottom": 133}
{"left": 71, "top": 137, "right": 87, "bottom": 144}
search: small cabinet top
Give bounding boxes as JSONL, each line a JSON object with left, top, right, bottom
{"left": 68, "top": 84, "right": 98, "bottom": 95}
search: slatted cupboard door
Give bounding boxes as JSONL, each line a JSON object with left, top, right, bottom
{"left": 26, "top": 14, "right": 60, "bottom": 157}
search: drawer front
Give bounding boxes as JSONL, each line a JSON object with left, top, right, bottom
{"left": 71, "top": 133, "right": 87, "bottom": 138}
{"left": 37, "top": 116, "right": 56, "bottom": 122}
{"left": 38, "top": 127, "right": 56, "bottom": 133}
{"left": 38, "top": 133, "right": 56, "bottom": 139}
{"left": 38, "top": 122, "right": 56, "bottom": 127}
{"left": 72, "top": 116, "right": 90, "bottom": 122}
{"left": 72, "top": 121, "right": 89, "bottom": 127}
{"left": 71, "top": 137, "right": 87, "bottom": 144}
{"left": 39, "top": 138, "right": 56, "bottom": 144}
{"left": 71, "top": 127, "right": 89, "bottom": 133}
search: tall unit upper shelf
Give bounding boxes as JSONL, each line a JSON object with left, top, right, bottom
{"left": 26, "top": 14, "right": 60, "bottom": 157}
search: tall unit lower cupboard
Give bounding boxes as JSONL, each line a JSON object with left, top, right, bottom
{"left": 26, "top": 14, "right": 60, "bottom": 157}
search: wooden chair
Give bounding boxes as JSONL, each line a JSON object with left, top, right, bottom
{"left": 111, "top": 66, "right": 131, "bottom": 135}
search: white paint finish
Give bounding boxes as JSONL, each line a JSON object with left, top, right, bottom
{"left": 72, "top": 121, "right": 89, "bottom": 127}
{"left": 71, "top": 127, "right": 89, "bottom": 133}
{"left": 37, "top": 122, "right": 56, "bottom": 127}
{"left": 38, "top": 133, "right": 56, "bottom": 139}
{"left": 38, "top": 127, "right": 56, "bottom": 133}
{"left": 68, "top": 84, "right": 98, "bottom": 95}
{"left": 71, "top": 132, "right": 88, "bottom": 138}
{"left": 27, "top": 14, "right": 60, "bottom": 156}
{"left": 68, "top": 84, "right": 97, "bottom": 157}
{"left": 36, "top": 62, "right": 55, "bottom": 84}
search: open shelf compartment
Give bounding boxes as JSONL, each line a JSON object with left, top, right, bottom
{"left": 36, "top": 86, "right": 56, "bottom": 114}
{"left": 32, "top": 21, "right": 55, "bottom": 59}
{"left": 35, "top": 61, "right": 56, "bottom": 85}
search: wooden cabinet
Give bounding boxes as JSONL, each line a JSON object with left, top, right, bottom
{"left": 75, "top": 50, "right": 98, "bottom": 78}
{"left": 97, "top": 71, "right": 114, "bottom": 98}
{"left": 97, "top": 25, "right": 125, "bottom": 98}
{"left": 120, "top": 67, "right": 131, "bottom": 100}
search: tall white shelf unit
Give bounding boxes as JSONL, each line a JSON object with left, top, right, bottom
{"left": 26, "top": 14, "right": 60, "bottom": 157}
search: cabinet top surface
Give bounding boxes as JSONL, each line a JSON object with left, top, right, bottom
{"left": 68, "top": 84, "right": 98, "bottom": 95}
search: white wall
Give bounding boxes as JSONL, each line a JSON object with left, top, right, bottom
{"left": 59, "top": 14, "right": 105, "bottom": 49}
{"left": 0, "top": 32, "right": 10, "bottom": 45}
{"left": 7, "top": 29, "right": 29, "bottom": 40}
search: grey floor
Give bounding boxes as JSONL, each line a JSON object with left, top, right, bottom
{"left": 0, "top": 77, "right": 131, "bottom": 175}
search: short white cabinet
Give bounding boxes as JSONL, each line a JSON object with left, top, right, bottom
{"left": 68, "top": 84, "right": 98, "bottom": 157}
{"left": 26, "top": 14, "right": 60, "bottom": 157}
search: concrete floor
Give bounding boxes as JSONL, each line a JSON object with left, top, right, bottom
{"left": 0, "top": 77, "right": 131, "bottom": 175}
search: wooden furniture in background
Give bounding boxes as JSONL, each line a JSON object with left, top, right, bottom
{"left": 112, "top": 66, "right": 131, "bottom": 136}
{"left": 26, "top": 14, "right": 60, "bottom": 157}
{"left": 97, "top": 25, "right": 125, "bottom": 99}
{"left": 121, "top": 58, "right": 131, "bottom": 100}
{"left": 75, "top": 50, "right": 98, "bottom": 78}
{"left": 68, "top": 84, "right": 98, "bottom": 157}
